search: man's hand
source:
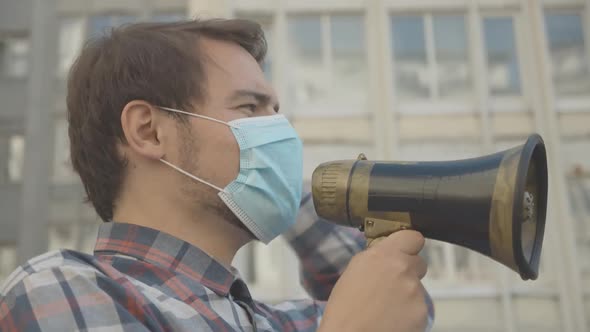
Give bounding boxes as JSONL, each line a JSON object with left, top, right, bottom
{"left": 319, "top": 230, "right": 429, "bottom": 332}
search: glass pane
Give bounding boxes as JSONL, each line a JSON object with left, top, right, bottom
{"left": 88, "top": 16, "right": 113, "bottom": 37}
{"left": 559, "top": 141, "right": 590, "bottom": 288}
{"left": 8, "top": 136, "right": 24, "bottom": 182}
{"left": 391, "top": 16, "right": 429, "bottom": 100}
{"left": 52, "top": 119, "right": 76, "bottom": 184}
{"left": 286, "top": 15, "right": 326, "bottom": 115}
{"left": 262, "top": 25, "right": 272, "bottom": 81}
{"left": 2, "top": 37, "right": 29, "bottom": 78}
{"left": 484, "top": 17, "right": 522, "bottom": 96}
{"left": 288, "top": 16, "right": 322, "bottom": 58}
{"left": 331, "top": 15, "right": 364, "bottom": 56}
{"left": 114, "top": 15, "right": 137, "bottom": 27}
{"left": 433, "top": 15, "right": 472, "bottom": 99}
{"left": 330, "top": 15, "right": 368, "bottom": 115}
{"left": 545, "top": 13, "right": 590, "bottom": 96}
{"left": 236, "top": 16, "right": 274, "bottom": 81}
{"left": 151, "top": 13, "right": 186, "bottom": 22}
{"left": 58, "top": 18, "right": 84, "bottom": 77}
{"left": 566, "top": 176, "right": 590, "bottom": 286}
{"left": 0, "top": 246, "right": 16, "bottom": 281}
{"left": 88, "top": 15, "right": 137, "bottom": 38}
{"left": 0, "top": 136, "right": 8, "bottom": 184}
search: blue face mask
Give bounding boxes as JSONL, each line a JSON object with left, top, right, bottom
{"left": 157, "top": 107, "right": 303, "bottom": 244}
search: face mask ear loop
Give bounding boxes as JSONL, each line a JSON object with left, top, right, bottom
{"left": 156, "top": 106, "right": 239, "bottom": 129}
{"left": 160, "top": 159, "right": 227, "bottom": 193}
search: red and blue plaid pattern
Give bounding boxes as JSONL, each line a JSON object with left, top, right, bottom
{"left": 0, "top": 193, "right": 434, "bottom": 331}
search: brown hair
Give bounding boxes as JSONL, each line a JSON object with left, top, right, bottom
{"left": 67, "top": 19, "right": 267, "bottom": 222}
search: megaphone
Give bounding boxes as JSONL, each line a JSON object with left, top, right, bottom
{"left": 311, "top": 134, "right": 548, "bottom": 280}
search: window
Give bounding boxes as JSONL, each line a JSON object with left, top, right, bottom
{"left": 88, "top": 15, "right": 137, "bottom": 38}
{"left": 0, "top": 246, "right": 16, "bottom": 281}
{"left": 286, "top": 14, "right": 368, "bottom": 117}
{"left": 287, "top": 15, "right": 324, "bottom": 115}
{"left": 483, "top": 17, "right": 522, "bottom": 96}
{"left": 561, "top": 140, "right": 590, "bottom": 291}
{"left": 8, "top": 136, "right": 24, "bottom": 183}
{"left": 331, "top": 15, "right": 368, "bottom": 112}
{"left": 0, "top": 134, "right": 25, "bottom": 184}
{"left": 261, "top": 24, "right": 273, "bottom": 81}
{"left": 52, "top": 119, "right": 77, "bottom": 184}
{"left": 0, "top": 136, "right": 8, "bottom": 184}
{"left": 433, "top": 15, "right": 471, "bottom": 99}
{"left": 391, "top": 14, "right": 472, "bottom": 102}
{"left": 235, "top": 15, "right": 273, "bottom": 81}
{"left": 58, "top": 18, "right": 85, "bottom": 77}
{"left": 151, "top": 13, "right": 186, "bottom": 23}
{"left": 0, "top": 37, "right": 30, "bottom": 78}
{"left": 391, "top": 16, "right": 429, "bottom": 100}
{"left": 567, "top": 173, "right": 590, "bottom": 287}
{"left": 545, "top": 12, "right": 590, "bottom": 97}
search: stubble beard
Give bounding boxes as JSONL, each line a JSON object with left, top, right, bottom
{"left": 177, "top": 130, "right": 255, "bottom": 241}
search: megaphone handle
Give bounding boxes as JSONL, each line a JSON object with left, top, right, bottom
{"left": 364, "top": 218, "right": 411, "bottom": 249}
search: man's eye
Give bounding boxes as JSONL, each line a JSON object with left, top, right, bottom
{"left": 239, "top": 104, "right": 257, "bottom": 112}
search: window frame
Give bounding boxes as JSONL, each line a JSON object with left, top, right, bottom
{"left": 0, "top": 36, "right": 30, "bottom": 80}
{"left": 285, "top": 12, "right": 370, "bottom": 118}
{"left": 51, "top": 116, "right": 77, "bottom": 185}
{"left": 543, "top": 6, "right": 590, "bottom": 112}
{"left": 481, "top": 13, "right": 528, "bottom": 110}
{"left": 149, "top": 11, "right": 187, "bottom": 22}
{"left": 57, "top": 16, "right": 86, "bottom": 78}
{"left": 86, "top": 12, "right": 139, "bottom": 39}
{"left": 390, "top": 12, "right": 477, "bottom": 114}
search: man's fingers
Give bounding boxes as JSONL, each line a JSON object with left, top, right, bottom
{"left": 410, "top": 255, "right": 428, "bottom": 279}
{"left": 372, "top": 230, "right": 426, "bottom": 255}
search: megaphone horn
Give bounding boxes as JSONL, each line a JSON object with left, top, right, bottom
{"left": 311, "top": 134, "right": 548, "bottom": 280}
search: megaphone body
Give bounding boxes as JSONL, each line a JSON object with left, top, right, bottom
{"left": 311, "top": 134, "right": 548, "bottom": 280}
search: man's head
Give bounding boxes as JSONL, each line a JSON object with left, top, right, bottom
{"left": 67, "top": 19, "right": 278, "bottom": 234}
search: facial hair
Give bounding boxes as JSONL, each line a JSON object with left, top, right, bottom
{"left": 177, "top": 125, "right": 255, "bottom": 239}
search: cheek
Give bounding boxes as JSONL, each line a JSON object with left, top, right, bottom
{"left": 197, "top": 125, "right": 240, "bottom": 187}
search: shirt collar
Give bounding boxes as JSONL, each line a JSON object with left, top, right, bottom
{"left": 94, "top": 222, "right": 239, "bottom": 297}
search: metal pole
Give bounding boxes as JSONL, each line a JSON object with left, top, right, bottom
{"left": 17, "top": 0, "right": 57, "bottom": 264}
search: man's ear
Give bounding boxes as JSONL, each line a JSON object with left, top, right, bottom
{"left": 120, "top": 101, "right": 167, "bottom": 161}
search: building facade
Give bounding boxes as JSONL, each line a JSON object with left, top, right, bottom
{"left": 0, "top": 0, "right": 589, "bottom": 331}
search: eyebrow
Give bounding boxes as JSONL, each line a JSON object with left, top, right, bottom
{"left": 227, "top": 89, "right": 280, "bottom": 112}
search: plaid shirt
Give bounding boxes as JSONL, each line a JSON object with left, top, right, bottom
{"left": 0, "top": 193, "right": 434, "bottom": 331}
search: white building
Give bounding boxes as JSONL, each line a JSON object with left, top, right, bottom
{"left": 0, "top": 0, "right": 589, "bottom": 331}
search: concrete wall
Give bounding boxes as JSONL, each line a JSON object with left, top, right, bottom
{"left": 0, "top": 0, "right": 32, "bottom": 31}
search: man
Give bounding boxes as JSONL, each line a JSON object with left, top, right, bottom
{"left": 0, "top": 19, "right": 433, "bottom": 331}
